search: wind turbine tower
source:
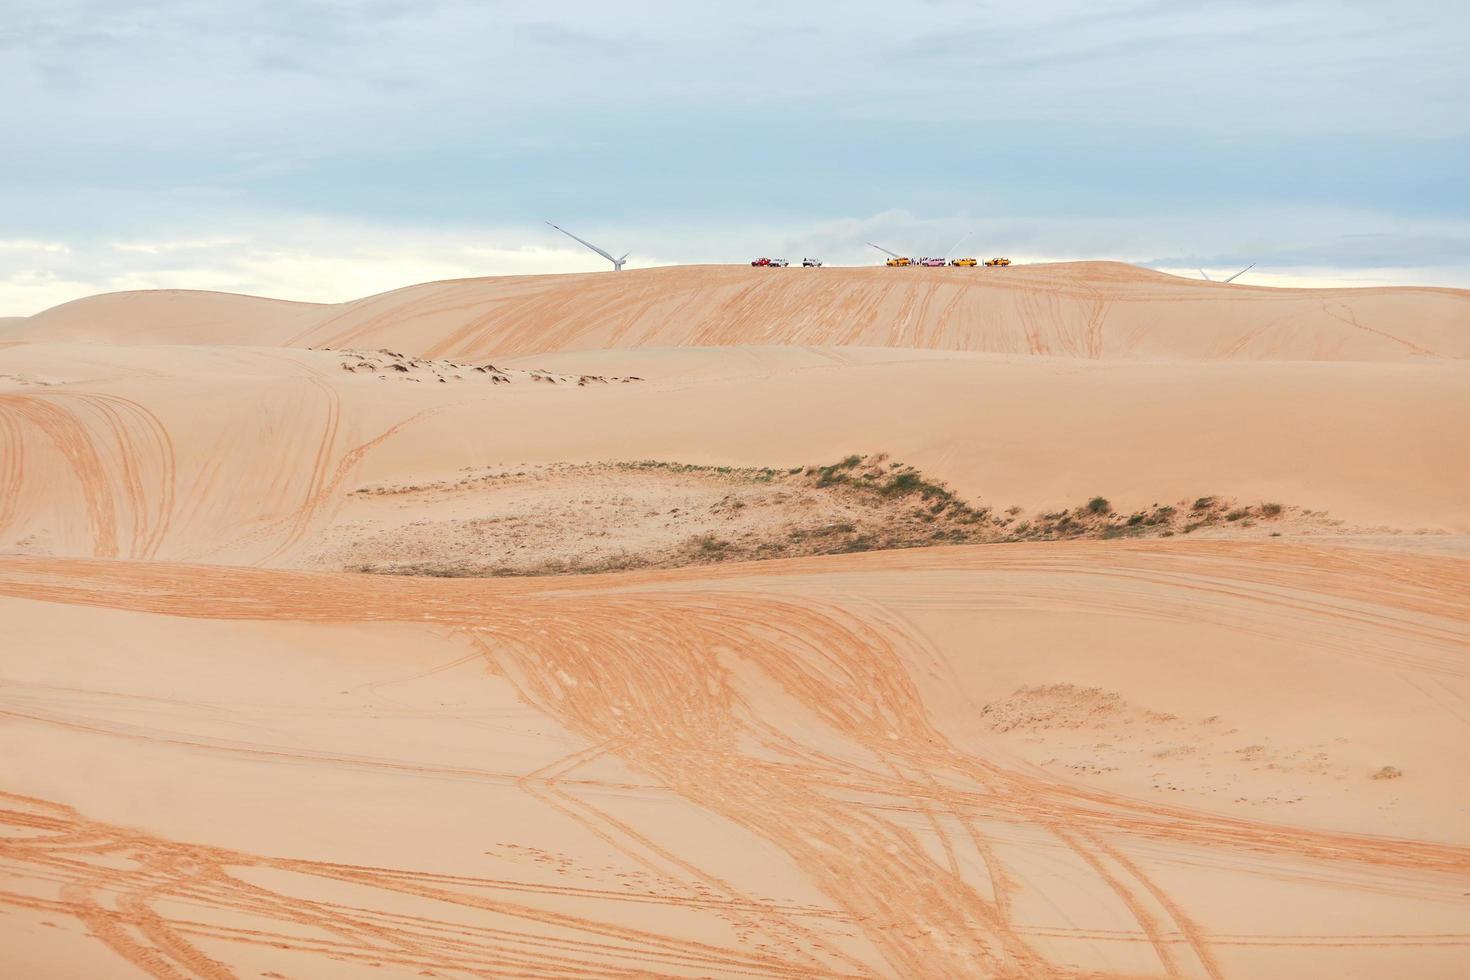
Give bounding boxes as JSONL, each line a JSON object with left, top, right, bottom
{"left": 1199, "top": 263, "right": 1255, "bottom": 283}
{"left": 546, "top": 221, "right": 629, "bottom": 271}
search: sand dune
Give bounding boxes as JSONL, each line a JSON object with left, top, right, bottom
{"left": 16, "top": 262, "right": 1470, "bottom": 360}
{"left": 3, "top": 344, "right": 1466, "bottom": 570}
{"left": 3, "top": 267, "right": 1469, "bottom": 977}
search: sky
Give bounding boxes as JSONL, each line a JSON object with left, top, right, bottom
{"left": 2, "top": 0, "right": 1468, "bottom": 314}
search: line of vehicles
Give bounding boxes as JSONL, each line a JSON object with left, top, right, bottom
{"left": 546, "top": 218, "right": 1016, "bottom": 273}
{"left": 749, "top": 256, "right": 1011, "bottom": 268}
{"left": 548, "top": 219, "right": 1254, "bottom": 283}
{"left": 883, "top": 256, "right": 1010, "bottom": 267}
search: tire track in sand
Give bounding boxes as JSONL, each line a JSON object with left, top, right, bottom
{"left": 0, "top": 393, "right": 175, "bottom": 558}
{"left": 4, "top": 555, "right": 1468, "bottom": 976}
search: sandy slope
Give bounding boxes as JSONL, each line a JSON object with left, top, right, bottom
{"left": 2, "top": 543, "right": 1468, "bottom": 978}
{"left": 3, "top": 269, "right": 1469, "bottom": 978}
{"left": 3, "top": 344, "right": 1467, "bottom": 571}
{"left": 15, "top": 262, "right": 1470, "bottom": 360}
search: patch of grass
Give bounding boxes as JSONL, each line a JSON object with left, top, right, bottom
{"left": 880, "top": 470, "right": 924, "bottom": 497}
{"left": 690, "top": 534, "right": 731, "bottom": 555}
{"left": 354, "top": 453, "right": 1310, "bottom": 579}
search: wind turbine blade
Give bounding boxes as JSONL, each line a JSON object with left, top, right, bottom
{"left": 945, "top": 232, "right": 972, "bottom": 259}
{"left": 1222, "top": 263, "right": 1255, "bottom": 284}
{"left": 616, "top": 253, "right": 630, "bottom": 264}
{"left": 1199, "top": 269, "right": 1213, "bottom": 281}
{"left": 867, "top": 242, "right": 901, "bottom": 259}
{"left": 546, "top": 221, "right": 617, "bottom": 264}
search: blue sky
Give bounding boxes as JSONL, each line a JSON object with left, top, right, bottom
{"left": 3, "top": 0, "right": 1468, "bottom": 312}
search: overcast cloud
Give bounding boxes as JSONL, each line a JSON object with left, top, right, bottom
{"left": 3, "top": 0, "right": 1468, "bottom": 313}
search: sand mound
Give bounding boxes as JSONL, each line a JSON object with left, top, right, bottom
{"left": 15, "top": 262, "right": 1470, "bottom": 360}
{"left": 325, "top": 457, "right": 1307, "bottom": 578}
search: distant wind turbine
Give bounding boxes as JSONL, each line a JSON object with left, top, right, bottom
{"left": 546, "top": 221, "right": 628, "bottom": 271}
{"left": 1199, "top": 263, "right": 1255, "bottom": 283}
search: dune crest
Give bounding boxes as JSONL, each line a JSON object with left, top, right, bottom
{"left": 16, "top": 262, "right": 1470, "bottom": 361}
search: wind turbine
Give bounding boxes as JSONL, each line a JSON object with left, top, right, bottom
{"left": 867, "top": 242, "right": 905, "bottom": 259}
{"left": 1199, "top": 263, "right": 1255, "bottom": 283}
{"left": 943, "top": 231, "right": 973, "bottom": 260}
{"left": 546, "top": 221, "right": 629, "bottom": 271}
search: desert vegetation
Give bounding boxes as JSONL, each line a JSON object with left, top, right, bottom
{"left": 343, "top": 453, "right": 1307, "bottom": 578}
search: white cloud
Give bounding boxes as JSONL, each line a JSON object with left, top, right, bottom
{"left": 0, "top": 218, "right": 677, "bottom": 314}
{"left": 0, "top": 240, "right": 71, "bottom": 254}
{"left": 110, "top": 238, "right": 248, "bottom": 255}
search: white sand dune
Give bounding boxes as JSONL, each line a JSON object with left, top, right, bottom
{"left": 2, "top": 267, "right": 1468, "bottom": 978}
{"left": 16, "top": 262, "right": 1470, "bottom": 360}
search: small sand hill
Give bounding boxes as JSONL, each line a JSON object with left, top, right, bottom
{"left": 324, "top": 457, "right": 1306, "bottom": 578}
{"left": 17, "top": 288, "right": 326, "bottom": 346}
{"left": 15, "top": 262, "right": 1470, "bottom": 360}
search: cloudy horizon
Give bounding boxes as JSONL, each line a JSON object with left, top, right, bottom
{"left": 4, "top": 0, "right": 1468, "bottom": 314}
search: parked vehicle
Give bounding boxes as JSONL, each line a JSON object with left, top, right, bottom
{"left": 885, "top": 256, "right": 912, "bottom": 267}
{"left": 802, "top": 258, "right": 823, "bottom": 267}
{"left": 950, "top": 257, "right": 978, "bottom": 267}
{"left": 918, "top": 257, "right": 946, "bottom": 267}
{"left": 984, "top": 257, "right": 1012, "bottom": 267}
{"left": 751, "top": 257, "right": 771, "bottom": 266}
{"left": 768, "top": 258, "right": 790, "bottom": 267}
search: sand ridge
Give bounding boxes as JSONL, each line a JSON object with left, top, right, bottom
{"left": 15, "top": 262, "right": 1470, "bottom": 361}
